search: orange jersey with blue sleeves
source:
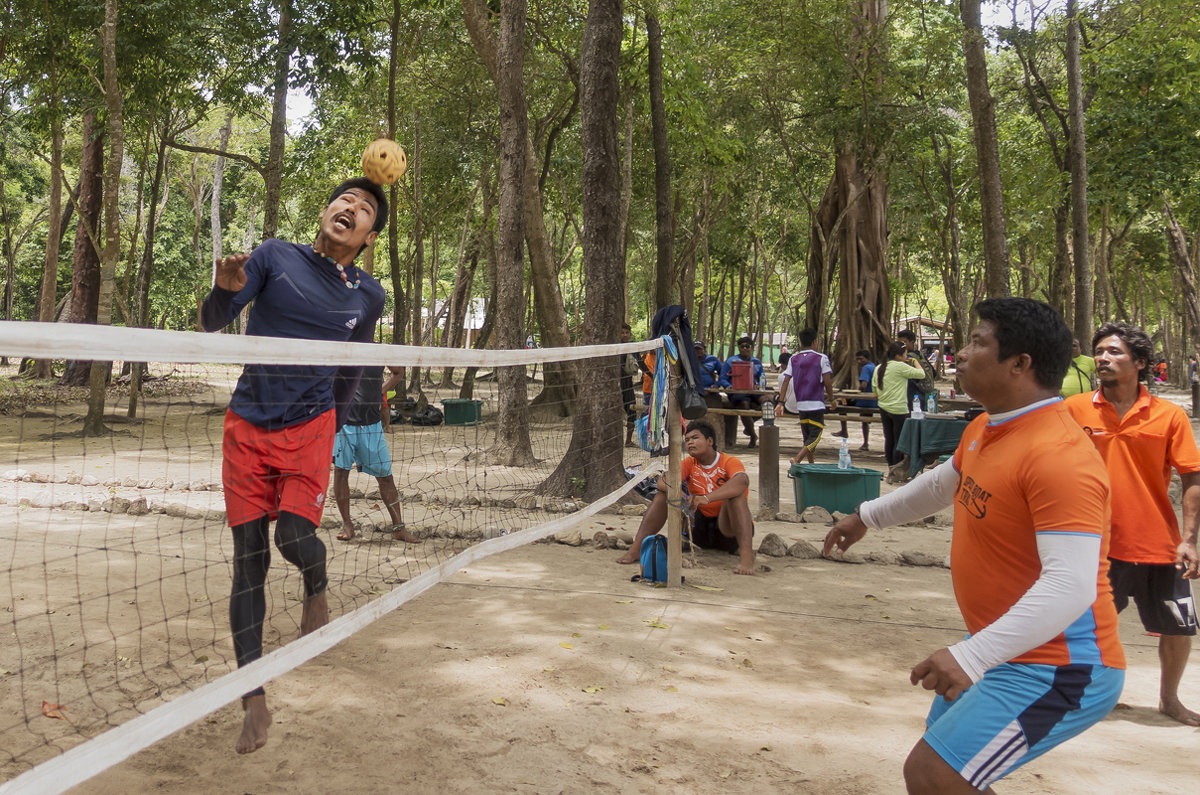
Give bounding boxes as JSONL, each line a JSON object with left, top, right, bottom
{"left": 951, "top": 402, "right": 1125, "bottom": 670}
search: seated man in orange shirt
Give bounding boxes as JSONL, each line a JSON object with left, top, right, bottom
{"left": 616, "top": 420, "right": 756, "bottom": 575}
{"left": 1065, "top": 321, "right": 1200, "bottom": 726}
{"left": 825, "top": 298, "right": 1124, "bottom": 792}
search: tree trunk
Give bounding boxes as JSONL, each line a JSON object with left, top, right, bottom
{"left": 61, "top": 111, "right": 106, "bottom": 385}
{"left": 539, "top": 0, "right": 624, "bottom": 498}
{"left": 261, "top": 0, "right": 291, "bottom": 241}
{"left": 1050, "top": 198, "right": 1071, "bottom": 319}
{"left": 490, "top": 0, "right": 536, "bottom": 466}
{"left": 1066, "top": 0, "right": 1092, "bottom": 343}
{"left": 647, "top": 11, "right": 673, "bottom": 311}
{"left": 960, "top": 0, "right": 1010, "bottom": 297}
{"left": 83, "top": 0, "right": 123, "bottom": 436}
{"left": 460, "top": 167, "right": 498, "bottom": 400}
{"left": 462, "top": 0, "right": 575, "bottom": 415}
{"left": 32, "top": 101, "right": 64, "bottom": 380}
{"left": 387, "top": 0, "right": 407, "bottom": 361}
{"left": 408, "top": 112, "right": 425, "bottom": 395}
{"left": 127, "top": 120, "right": 169, "bottom": 418}
{"left": 1165, "top": 202, "right": 1200, "bottom": 362}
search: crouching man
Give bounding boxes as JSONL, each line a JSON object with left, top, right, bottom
{"left": 616, "top": 420, "right": 756, "bottom": 575}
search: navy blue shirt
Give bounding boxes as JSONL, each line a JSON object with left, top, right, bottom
{"left": 696, "top": 354, "right": 722, "bottom": 389}
{"left": 201, "top": 239, "right": 385, "bottom": 429}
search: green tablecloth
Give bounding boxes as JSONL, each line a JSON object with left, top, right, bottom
{"left": 896, "top": 416, "right": 970, "bottom": 479}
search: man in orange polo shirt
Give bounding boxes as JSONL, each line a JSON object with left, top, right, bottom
{"left": 616, "top": 420, "right": 756, "bottom": 575}
{"left": 1065, "top": 321, "right": 1200, "bottom": 726}
{"left": 825, "top": 298, "right": 1124, "bottom": 791}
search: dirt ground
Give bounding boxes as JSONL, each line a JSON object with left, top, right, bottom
{"left": 1, "top": 367, "right": 1198, "bottom": 793}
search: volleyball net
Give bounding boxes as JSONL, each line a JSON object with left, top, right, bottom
{"left": 0, "top": 322, "right": 662, "bottom": 793}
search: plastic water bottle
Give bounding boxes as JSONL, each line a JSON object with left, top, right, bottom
{"left": 838, "top": 437, "right": 851, "bottom": 470}
{"left": 927, "top": 392, "right": 937, "bottom": 414}
{"left": 911, "top": 394, "right": 925, "bottom": 419}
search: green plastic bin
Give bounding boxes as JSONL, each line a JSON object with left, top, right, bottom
{"left": 442, "top": 398, "right": 483, "bottom": 426}
{"left": 788, "top": 463, "right": 882, "bottom": 515}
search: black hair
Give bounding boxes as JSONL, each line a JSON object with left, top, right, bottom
{"left": 799, "top": 328, "right": 818, "bottom": 347}
{"left": 855, "top": 348, "right": 873, "bottom": 360}
{"left": 328, "top": 177, "right": 389, "bottom": 234}
{"left": 779, "top": 351, "right": 792, "bottom": 367}
{"left": 685, "top": 420, "right": 717, "bottom": 444}
{"left": 621, "top": 322, "right": 631, "bottom": 332}
{"left": 875, "top": 340, "right": 908, "bottom": 385}
{"left": 1092, "top": 321, "right": 1153, "bottom": 382}
{"left": 897, "top": 329, "right": 917, "bottom": 343}
{"left": 974, "top": 297, "right": 1071, "bottom": 390}
{"left": 737, "top": 336, "right": 753, "bottom": 347}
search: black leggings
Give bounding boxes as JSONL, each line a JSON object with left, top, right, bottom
{"left": 880, "top": 410, "right": 910, "bottom": 466}
{"left": 230, "top": 511, "right": 327, "bottom": 696}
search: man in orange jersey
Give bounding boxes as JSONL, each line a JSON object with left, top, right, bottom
{"left": 825, "top": 298, "right": 1124, "bottom": 793}
{"left": 616, "top": 420, "right": 756, "bottom": 575}
{"left": 1065, "top": 321, "right": 1200, "bottom": 726}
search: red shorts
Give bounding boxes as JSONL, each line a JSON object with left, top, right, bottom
{"left": 221, "top": 409, "right": 335, "bottom": 527}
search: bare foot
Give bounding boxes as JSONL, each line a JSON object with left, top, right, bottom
{"left": 392, "top": 524, "right": 423, "bottom": 543}
{"left": 236, "top": 695, "right": 271, "bottom": 755}
{"left": 1160, "top": 699, "right": 1200, "bottom": 726}
{"left": 789, "top": 454, "right": 804, "bottom": 465}
{"left": 336, "top": 525, "right": 356, "bottom": 541}
{"left": 734, "top": 552, "right": 756, "bottom": 575}
{"left": 300, "top": 591, "right": 329, "bottom": 636}
{"left": 615, "top": 552, "right": 639, "bottom": 565}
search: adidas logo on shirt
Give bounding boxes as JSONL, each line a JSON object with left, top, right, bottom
{"left": 345, "top": 317, "right": 359, "bottom": 329}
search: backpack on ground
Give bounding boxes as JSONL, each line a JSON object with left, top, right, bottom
{"left": 409, "top": 405, "right": 444, "bottom": 426}
{"left": 636, "top": 534, "right": 668, "bottom": 584}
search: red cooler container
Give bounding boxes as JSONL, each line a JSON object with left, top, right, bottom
{"left": 729, "top": 360, "right": 754, "bottom": 389}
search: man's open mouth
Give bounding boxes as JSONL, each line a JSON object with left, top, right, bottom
{"left": 333, "top": 211, "right": 355, "bottom": 231}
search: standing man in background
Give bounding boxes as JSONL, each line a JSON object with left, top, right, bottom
{"left": 1065, "top": 321, "right": 1200, "bottom": 726}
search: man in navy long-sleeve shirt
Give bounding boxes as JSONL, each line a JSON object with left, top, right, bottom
{"left": 200, "top": 177, "right": 386, "bottom": 756}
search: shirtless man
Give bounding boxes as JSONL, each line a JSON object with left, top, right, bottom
{"left": 200, "top": 178, "right": 386, "bottom": 754}
{"left": 616, "top": 420, "right": 756, "bottom": 575}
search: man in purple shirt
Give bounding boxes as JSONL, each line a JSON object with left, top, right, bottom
{"left": 200, "top": 178, "right": 386, "bottom": 755}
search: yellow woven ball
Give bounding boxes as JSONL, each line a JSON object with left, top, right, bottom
{"left": 361, "top": 138, "right": 408, "bottom": 186}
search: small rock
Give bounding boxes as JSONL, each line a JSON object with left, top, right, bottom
{"left": 553, "top": 530, "right": 584, "bottom": 546}
{"left": 901, "top": 550, "right": 945, "bottom": 568}
{"left": 831, "top": 511, "right": 850, "bottom": 522}
{"left": 619, "top": 504, "right": 647, "bottom": 517}
{"left": 30, "top": 472, "right": 50, "bottom": 483}
{"left": 206, "top": 509, "right": 227, "bottom": 522}
{"left": 514, "top": 495, "right": 539, "bottom": 510}
{"left": 800, "top": 506, "right": 833, "bottom": 524}
{"left": 122, "top": 477, "right": 138, "bottom": 487}
{"left": 52, "top": 474, "right": 68, "bottom": 484}
{"left": 592, "top": 531, "right": 614, "bottom": 549}
{"left": 483, "top": 527, "right": 506, "bottom": 539}
{"left": 126, "top": 498, "right": 149, "bottom": 516}
{"left": 614, "top": 539, "right": 629, "bottom": 550}
{"left": 498, "top": 499, "right": 517, "bottom": 509}
{"left": 612, "top": 529, "right": 634, "bottom": 543}
{"left": 165, "top": 503, "right": 192, "bottom": 518}
{"left": 462, "top": 496, "right": 481, "bottom": 507}
{"left": 757, "top": 533, "right": 789, "bottom": 557}
{"left": 4, "top": 469, "right": 29, "bottom": 481}
{"left": 754, "top": 507, "right": 778, "bottom": 521}
{"left": 87, "top": 499, "right": 105, "bottom": 512}
{"left": 61, "top": 501, "right": 87, "bottom": 511}
{"left": 866, "top": 550, "right": 904, "bottom": 566}
{"left": 787, "top": 540, "right": 821, "bottom": 559}
{"left": 774, "top": 512, "right": 805, "bottom": 524}
{"left": 151, "top": 477, "right": 172, "bottom": 490}
{"left": 106, "top": 497, "right": 131, "bottom": 514}
{"left": 65, "top": 474, "right": 82, "bottom": 485}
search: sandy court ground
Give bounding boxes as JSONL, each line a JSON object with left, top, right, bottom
{"left": 0, "top": 366, "right": 1197, "bottom": 793}
{"left": 80, "top": 542, "right": 1199, "bottom": 795}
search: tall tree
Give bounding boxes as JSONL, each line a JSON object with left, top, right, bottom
{"left": 1066, "top": 0, "right": 1092, "bottom": 341}
{"left": 83, "top": 0, "right": 124, "bottom": 435}
{"left": 960, "top": 0, "right": 1010, "bottom": 296}
{"left": 647, "top": 10, "right": 673, "bottom": 311}
{"left": 489, "top": 0, "right": 536, "bottom": 465}
{"left": 540, "top": 0, "right": 624, "bottom": 498}
{"left": 60, "top": 111, "right": 106, "bottom": 385}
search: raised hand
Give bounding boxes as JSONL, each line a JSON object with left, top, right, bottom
{"left": 214, "top": 253, "right": 250, "bottom": 292}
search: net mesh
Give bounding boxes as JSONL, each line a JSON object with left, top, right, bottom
{"left": 0, "top": 323, "right": 660, "bottom": 792}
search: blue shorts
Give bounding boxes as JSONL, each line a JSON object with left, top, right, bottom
{"left": 332, "top": 422, "right": 393, "bottom": 478}
{"left": 923, "top": 661, "right": 1123, "bottom": 791}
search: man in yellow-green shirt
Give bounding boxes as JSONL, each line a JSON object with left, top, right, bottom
{"left": 1061, "top": 338, "right": 1097, "bottom": 398}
